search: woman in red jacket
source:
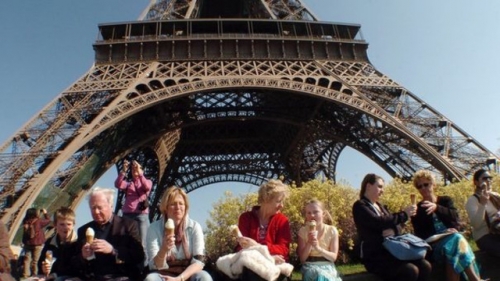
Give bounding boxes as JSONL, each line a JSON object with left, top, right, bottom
{"left": 21, "top": 208, "right": 50, "bottom": 278}
{"left": 236, "top": 179, "right": 292, "bottom": 281}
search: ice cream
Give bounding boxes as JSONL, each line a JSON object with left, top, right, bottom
{"left": 165, "top": 218, "right": 175, "bottom": 236}
{"left": 410, "top": 193, "right": 417, "bottom": 205}
{"left": 86, "top": 227, "right": 95, "bottom": 244}
{"left": 308, "top": 220, "right": 317, "bottom": 231}
{"left": 45, "top": 250, "right": 53, "bottom": 263}
{"left": 229, "top": 225, "right": 242, "bottom": 238}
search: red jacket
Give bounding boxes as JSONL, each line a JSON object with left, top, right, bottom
{"left": 237, "top": 206, "right": 291, "bottom": 261}
{"left": 22, "top": 214, "right": 50, "bottom": 246}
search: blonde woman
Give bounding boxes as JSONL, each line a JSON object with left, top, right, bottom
{"left": 235, "top": 179, "right": 292, "bottom": 281}
{"left": 145, "top": 186, "right": 212, "bottom": 281}
{"left": 411, "top": 170, "right": 485, "bottom": 281}
{"left": 297, "top": 199, "right": 342, "bottom": 281}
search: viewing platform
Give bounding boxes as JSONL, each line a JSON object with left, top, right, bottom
{"left": 93, "top": 19, "right": 369, "bottom": 63}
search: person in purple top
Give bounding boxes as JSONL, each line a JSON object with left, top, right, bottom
{"left": 114, "top": 159, "right": 152, "bottom": 250}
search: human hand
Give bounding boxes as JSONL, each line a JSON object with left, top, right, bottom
{"left": 132, "top": 161, "right": 143, "bottom": 175}
{"left": 382, "top": 228, "right": 395, "bottom": 237}
{"left": 91, "top": 238, "right": 114, "bottom": 254}
{"left": 237, "top": 237, "right": 258, "bottom": 249}
{"left": 403, "top": 204, "right": 417, "bottom": 217}
{"left": 122, "top": 160, "right": 130, "bottom": 173}
{"left": 158, "top": 274, "right": 179, "bottom": 281}
{"left": 446, "top": 228, "right": 458, "bottom": 233}
{"left": 81, "top": 243, "right": 94, "bottom": 259}
{"left": 480, "top": 187, "right": 490, "bottom": 205}
{"left": 308, "top": 231, "right": 319, "bottom": 246}
{"left": 41, "top": 260, "right": 51, "bottom": 275}
{"left": 161, "top": 232, "right": 176, "bottom": 252}
{"left": 420, "top": 201, "right": 437, "bottom": 215}
{"left": 273, "top": 255, "right": 285, "bottom": 265}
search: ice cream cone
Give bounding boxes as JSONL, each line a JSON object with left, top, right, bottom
{"left": 410, "top": 194, "right": 417, "bottom": 205}
{"left": 308, "top": 220, "right": 317, "bottom": 231}
{"left": 86, "top": 227, "right": 95, "bottom": 244}
{"left": 165, "top": 218, "right": 175, "bottom": 236}
{"left": 45, "top": 250, "right": 53, "bottom": 263}
{"left": 229, "top": 225, "right": 242, "bottom": 238}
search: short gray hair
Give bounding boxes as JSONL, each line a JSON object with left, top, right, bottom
{"left": 88, "top": 187, "right": 115, "bottom": 207}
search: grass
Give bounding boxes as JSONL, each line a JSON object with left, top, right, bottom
{"left": 290, "top": 263, "right": 366, "bottom": 280}
{"left": 337, "top": 263, "right": 366, "bottom": 275}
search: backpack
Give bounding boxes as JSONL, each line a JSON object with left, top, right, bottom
{"left": 23, "top": 219, "right": 38, "bottom": 244}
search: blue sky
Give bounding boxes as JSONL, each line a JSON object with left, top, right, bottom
{"left": 1, "top": 1, "right": 499, "bottom": 229}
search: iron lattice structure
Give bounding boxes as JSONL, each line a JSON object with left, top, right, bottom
{"left": 0, "top": 0, "right": 498, "bottom": 241}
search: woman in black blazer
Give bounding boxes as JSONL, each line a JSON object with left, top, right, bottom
{"left": 352, "top": 173, "right": 431, "bottom": 281}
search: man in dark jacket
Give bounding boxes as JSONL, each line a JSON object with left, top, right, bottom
{"left": 74, "top": 187, "right": 145, "bottom": 281}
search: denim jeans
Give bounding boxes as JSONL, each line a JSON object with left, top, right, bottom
{"left": 144, "top": 271, "right": 212, "bottom": 281}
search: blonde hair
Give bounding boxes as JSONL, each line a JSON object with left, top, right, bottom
{"left": 412, "top": 170, "right": 436, "bottom": 189}
{"left": 158, "top": 186, "right": 191, "bottom": 259}
{"left": 159, "top": 186, "right": 189, "bottom": 218}
{"left": 302, "top": 199, "right": 333, "bottom": 225}
{"left": 54, "top": 207, "right": 75, "bottom": 224}
{"left": 258, "top": 179, "right": 290, "bottom": 204}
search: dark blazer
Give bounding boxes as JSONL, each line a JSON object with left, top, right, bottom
{"left": 411, "top": 196, "right": 461, "bottom": 240}
{"left": 352, "top": 196, "right": 408, "bottom": 262}
{"left": 74, "top": 215, "right": 145, "bottom": 281}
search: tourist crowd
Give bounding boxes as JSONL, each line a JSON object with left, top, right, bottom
{"left": 2, "top": 165, "right": 497, "bottom": 281}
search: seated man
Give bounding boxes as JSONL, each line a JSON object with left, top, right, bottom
{"left": 73, "top": 187, "right": 145, "bottom": 281}
{"left": 38, "top": 207, "right": 80, "bottom": 281}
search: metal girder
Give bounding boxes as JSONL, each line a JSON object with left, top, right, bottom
{"left": 0, "top": 5, "right": 498, "bottom": 241}
{"left": 140, "top": 0, "right": 316, "bottom": 20}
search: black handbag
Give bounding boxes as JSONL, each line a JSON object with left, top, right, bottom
{"left": 137, "top": 199, "right": 149, "bottom": 211}
{"left": 134, "top": 187, "right": 149, "bottom": 211}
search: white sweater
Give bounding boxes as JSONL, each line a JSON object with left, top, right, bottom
{"left": 465, "top": 194, "right": 499, "bottom": 240}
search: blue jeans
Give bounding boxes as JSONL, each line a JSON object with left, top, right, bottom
{"left": 144, "top": 271, "right": 212, "bottom": 281}
{"left": 122, "top": 213, "right": 150, "bottom": 249}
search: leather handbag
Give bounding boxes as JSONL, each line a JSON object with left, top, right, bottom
{"left": 383, "top": 233, "right": 431, "bottom": 260}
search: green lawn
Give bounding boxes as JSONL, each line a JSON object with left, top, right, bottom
{"left": 290, "top": 263, "right": 365, "bottom": 280}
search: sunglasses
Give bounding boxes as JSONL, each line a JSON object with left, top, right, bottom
{"left": 417, "top": 182, "right": 431, "bottom": 189}
{"left": 481, "top": 176, "right": 493, "bottom": 181}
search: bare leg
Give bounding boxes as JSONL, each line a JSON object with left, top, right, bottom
{"left": 464, "top": 264, "right": 482, "bottom": 281}
{"left": 445, "top": 263, "right": 460, "bottom": 281}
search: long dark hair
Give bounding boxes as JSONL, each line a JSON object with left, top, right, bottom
{"left": 359, "top": 173, "right": 384, "bottom": 199}
{"left": 473, "top": 169, "right": 488, "bottom": 182}
{"left": 23, "top": 208, "right": 39, "bottom": 223}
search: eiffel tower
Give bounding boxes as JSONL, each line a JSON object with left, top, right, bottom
{"left": 1, "top": 0, "right": 498, "bottom": 241}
